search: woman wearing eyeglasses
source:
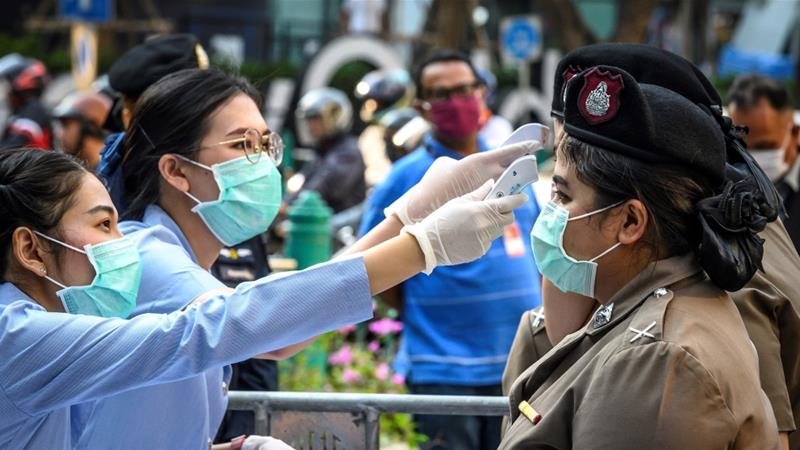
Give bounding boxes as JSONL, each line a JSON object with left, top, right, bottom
{"left": 69, "top": 68, "right": 536, "bottom": 449}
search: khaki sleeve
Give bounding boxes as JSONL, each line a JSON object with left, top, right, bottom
{"left": 732, "top": 272, "right": 797, "bottom": 433}
{"left": 502, "top": 308, "right": 552, "bottom": 437}
{"left": 571, "top": 342, "right": 773, "bottom": 450}
{"left": 502, "top": 308, "right": 552, "bottom": 396}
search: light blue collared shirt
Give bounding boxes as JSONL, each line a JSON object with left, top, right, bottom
{"left": 0, "top": 253, "right": 372, "bottom": 450}
{"left": 68, "top": 205, "right": 373, "bottom": 449}
{"left": 73, "top": 205, "right": 230, "bottom": 448}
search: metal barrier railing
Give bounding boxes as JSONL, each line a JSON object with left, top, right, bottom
{"left": 227, "top": 391, "right": 509, "bottom": 450}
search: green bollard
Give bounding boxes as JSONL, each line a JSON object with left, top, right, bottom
{"left": 284, "top": 191, "right": 333, "bottom": 381}
{"left": 284, "top": 190, "right": 332, "bottom": 270}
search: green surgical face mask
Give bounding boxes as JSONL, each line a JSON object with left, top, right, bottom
{"left": 530, "top": 200, "right": 624, "bottom": 298}
{"left": 179, "top": 154, "right": 282, "bottom": 246}
{"left": 35, "top": 232, "right": 142, "bottom": 318}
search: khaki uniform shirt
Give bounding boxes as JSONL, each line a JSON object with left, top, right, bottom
{"left": 503, "top": 220, "right": 800, "bottom": 447}
{"left": 739, "top": 220, "right": 800, "bottom": 448}
{"left": 500, "top": 254, "right": 778, "bottom": 449}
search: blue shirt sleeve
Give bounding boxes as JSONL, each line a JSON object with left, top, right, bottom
{"left": 0, "top": 255, "right": 372, "bottom": 418}
{"left": 357, "top": 152, "right": 427, "bottom": 237}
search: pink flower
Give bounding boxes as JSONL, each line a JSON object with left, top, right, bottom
{"left": 367, "top": 340, "right": 380, "bottom": 352}
{"left": 342, "top": 368, "right": 361, "bottom": 383}
{"left": 390, "top": 373, "right": 405, "bottom": 386}
{"left": 337, "top": 324, "right": 356, "bottom": 336}
{"left": 375, "top": 363, "right": 390, "bottom": 381}
{"left": 369, "top": 318, "right": 403, "bottom": 336}
{"left": 328, "top": 345, "right": 353, "bottom": 366}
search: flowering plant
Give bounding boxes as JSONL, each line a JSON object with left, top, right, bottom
{"left": 281, "top": 302, "right": 425, "bottom": 447}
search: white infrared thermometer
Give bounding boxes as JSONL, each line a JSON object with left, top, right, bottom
{"left": 485, "top": 155, "right": 539, "bottom": 199}
{"left": 501, "top": 123, "right": 550, "bottom": 148}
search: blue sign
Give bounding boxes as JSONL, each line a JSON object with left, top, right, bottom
{"left": 501, "top": 17, "right": 542, "bottom": 61}
{"left": 59, "top": 0, "right": 113, "bottom": 23}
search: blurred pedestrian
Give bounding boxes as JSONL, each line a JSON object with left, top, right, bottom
{"left": 0, "top": 55, "right": 52, "bottom": 149}
{"left": 53, "top": 92, "right": 111, "bottom": 170}
{"left": 354, "top": 68, "right": 417, "bottom": 185}
{"left": 359, "top": 49, "right": 542, "bottom": 450}
{"left": 727, "top": 74, "right": 799, "bottom": 253}
{"left": 290, "top": 87, "right": 366, "bottom": 213}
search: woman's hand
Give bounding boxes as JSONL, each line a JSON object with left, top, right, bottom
{"left": 243, "top": 436, "right": 295, "bottom": 450}
{"left": 386, "top": 140, "right": 539, "bottom": 226}
{"left": 404, "top": 181, "right": 528, "bottom": 274}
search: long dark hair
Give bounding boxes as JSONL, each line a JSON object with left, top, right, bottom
{"left": 0, "top": 148, "right": 89, "bottom": 280}
{"left": 122, "top": 68, "right": 261, "bottom": 220}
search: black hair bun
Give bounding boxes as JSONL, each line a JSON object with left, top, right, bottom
{"left": 696, "top": 178, "right": 769, "bottom": 291}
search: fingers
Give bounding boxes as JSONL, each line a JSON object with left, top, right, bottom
{"left": 486, "top": 192, "right": 529, "bottom": 213}
{"left": 465, "top": 179, "right": 495, "bottom": 200}
{"left": 487, "top": 140, "right": 541, "bottom": 167}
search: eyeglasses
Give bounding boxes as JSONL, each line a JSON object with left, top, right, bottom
{"left": 421, "top": 81, "right": 483, "bottom": 103}
{"left": 207, "top": 128, "right": 284, "bottom": 165}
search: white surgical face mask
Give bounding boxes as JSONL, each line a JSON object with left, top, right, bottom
{"left": 751, "top": 148, "right": 789, "bottom": 182}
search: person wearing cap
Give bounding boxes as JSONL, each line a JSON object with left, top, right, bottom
{"left": 96, "top": 33, "right": 209, "bottom": 214}
{"left": 0, "top": 55, "right": 53, "bottom": 149}
{"left": 500, "top": 63, "right": 778, "bottom": 448}
{"left": 502, "top": 43, "right": 800, "bottom": 450}
{"left": 53, "top": 92, "right": 111, "bottom": 170}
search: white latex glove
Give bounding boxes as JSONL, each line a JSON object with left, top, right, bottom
{"left": 404, "top": 180, "right": 528, "bottom": 274}
{"left": 242, "top": 436, "right": 295, "bottom": 450}
{"left": 385, "top": 140, "right": 539, "bottom": 225}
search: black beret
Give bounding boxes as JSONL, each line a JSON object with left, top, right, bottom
{"left": 552, "top": 43, "right": 720, "bottom": 118}
{"left": 562, "top": 65, "right": 726, "bottom": 185}
{"left": 108, "top": 34, "right": 209, "bottom": 98}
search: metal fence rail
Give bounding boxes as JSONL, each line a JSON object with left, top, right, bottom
{"left": 227, "top": 391, "right": 510, "bottom": 450}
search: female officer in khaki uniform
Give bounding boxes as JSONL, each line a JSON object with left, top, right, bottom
{"left": 503, "top": 43, "right": 800, "bottom": 449}
{"left": 500, "top": 64, "right": 779, "bottom": 449}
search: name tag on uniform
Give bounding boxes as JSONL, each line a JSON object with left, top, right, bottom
{"left": 518, "top": 400, "right": 542, "bottom": 425}
{"left": 504, "top": 223, "right": 525, "bottom": 257}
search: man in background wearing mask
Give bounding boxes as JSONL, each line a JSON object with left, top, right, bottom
{"left": 728, "top": 74, "right": 800, "bottom": 252}
{"left": 358, "top": 50, "right": 542, "bottom": 450}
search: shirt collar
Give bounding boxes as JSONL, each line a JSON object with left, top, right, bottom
{"left": 0, "top": 282, "right": 40, "bottom": 308}
{"left": 142, "top": 204, "right": 200, "bottom": 264}
{"left": 584, "top": 252, "right": 703, "bottom": 336}
{"left": 423, "top": 134, "right": 488, "bottom": 160}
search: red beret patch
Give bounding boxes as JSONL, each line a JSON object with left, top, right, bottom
{"left": 578, "top": 67, "right": 625, "bottom": 125}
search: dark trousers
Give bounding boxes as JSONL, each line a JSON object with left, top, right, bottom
{"left": 409, "top": 383, "right": 503, "bottom": 450}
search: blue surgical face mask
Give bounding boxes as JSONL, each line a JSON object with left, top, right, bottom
{"left": 179, "top": 154, "right": 282, "bottom": 246}
{"left": 35, "top": 232, "right": 142, "bottom": 318}
{"left": 530, "top": 200, "right": 624, "bottom": 298}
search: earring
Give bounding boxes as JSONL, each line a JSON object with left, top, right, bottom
{"left": 40, "top": 266, "right": 46, "bottom": 274}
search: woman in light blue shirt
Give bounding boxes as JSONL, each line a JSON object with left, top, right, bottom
{"left": 0, "top": 142, "right": 523, "bottom": 450}
{"left": 0, "top": 72, "right": 531, "bottom": 448}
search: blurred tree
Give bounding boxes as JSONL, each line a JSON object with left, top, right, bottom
{"left": 415, "top": 0, "right": 483, "bottom": 58}
{"left": 538, "top": 0, "right": 660, "bottom": 51}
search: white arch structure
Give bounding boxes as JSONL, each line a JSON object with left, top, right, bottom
{"left": 300, "top": 36, "right": 405, "bottom": 95}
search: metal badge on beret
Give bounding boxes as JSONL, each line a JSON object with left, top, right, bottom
{"left": 578, "top": 67, "right": 625, "bottom": 125}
